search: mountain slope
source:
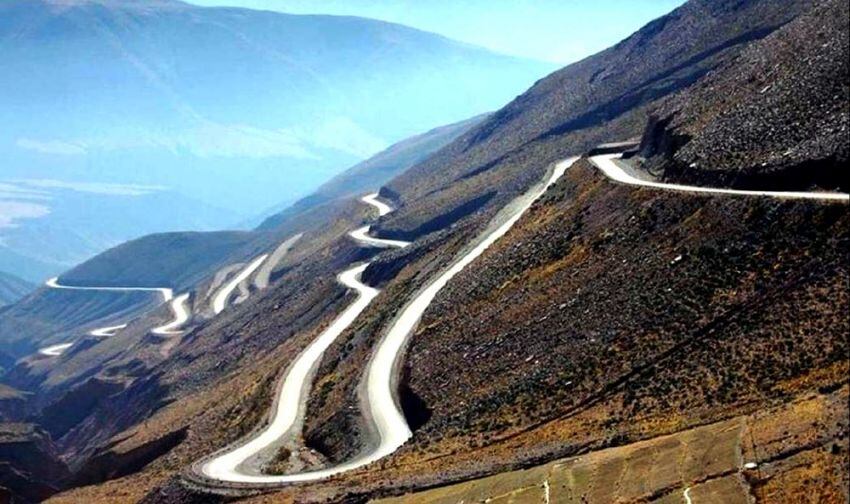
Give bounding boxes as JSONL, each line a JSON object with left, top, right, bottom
{"left": 376, "top": 0, "right": 813, "bottom": 239}
{"left": 639, "top": 0, "right": 849, "bottom": 190}
{"left": 0, "top": 272, "right": 33, "bottom": 307}
{"left": 257, "top": 114, "right": 486, "bottom": 230}
{"left": 9, "top": 0, "right": 847, "bottom": 502}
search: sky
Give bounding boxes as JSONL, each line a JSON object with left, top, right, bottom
{"left": 185, "top": 0, "right": 686, "bottom": 64}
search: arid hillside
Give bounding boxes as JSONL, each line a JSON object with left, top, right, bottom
{"left": 4, "top": 0, "right": 847, "bottom": 503}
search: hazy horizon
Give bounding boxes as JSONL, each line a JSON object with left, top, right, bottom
{"left": 185, "top": 0, "right": 686, "bottom": 64}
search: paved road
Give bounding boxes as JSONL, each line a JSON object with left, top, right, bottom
{"left": 254, "top": 234, "right": 303, "bottom": 289}
{"left": 357, "top": 157, "right": 578, "bottom": 475}
{"left": 349, "top": 225, "right": 411, "bottom": 248}
{"left": 198, "top": 160, "right": 578, "bottom": 484}
{"left": 46, "top": 276, "right": 174, "bottom": 301}
{"left": 589, "top": 154, "right": 850, "bottom": 201}
{"left": 201, "top": 263, "right": 379, "bottom": 483}
{"left": 38, "top": 343, "right": 73, "bottom": 356}
{"left": 41, "top": 277, "right": 177, "bottom": 356}
{"left": 198, "top": 192, "right": 409, "bottom": 483}
{"left": 89, "top": 324, "right": 128, "bottom": 337}
{"left": 362, "top": 192, "right": 393, "bottom": 216}
{"left": 348, "top": 193, "right": 411, "bottom": 248}
{"left": 152, "top": 293, "right": 191, "bottom": 335}
{"left": 212, "top": 255, "right": 269, "bottom": 315}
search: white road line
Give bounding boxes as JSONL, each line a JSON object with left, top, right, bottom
{"left": 46, "top": 276, "right": 174, "bottom": 302}
{"left": 350, "top": 193, "right": 410, "bottom": 248}
{"left": 589, "top": 154, "right": 850, "bottom": 201}
{"left": 212, "top": 255, "right": 269, "bottom": 315}
{"left": 349, "top": 225, "right": 411, "bottom": 248}
{"left": 198, "top": 159, "right": 578, "bottom": 484}
{"left": 543, "top": 478, "right": 551, "bottom": 504}
{"left": 684, "top": 487, "right": 693, "bottom": 504}
{"left": 254, "top": 234, "right": 303, "bottom": 289}
{"left": 38, "top": 343, "right": 73, "bottom": 357}
{"left": 89, "top": 324, "right": 127, "bottom": 337}
{"left": 152, "top": 293, "right": 191, "bottom": 335}
{"left": 43, "top": 277, "right": 178, "bottom": 353}
{"left": 362, "top": 192, "right": 394, "bottom": 216}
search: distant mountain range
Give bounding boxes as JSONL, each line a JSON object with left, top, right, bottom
{"left": 0, "top": 271, "right": 33, "bottom": 307}
{"left": 0, "top": 0, "right": 551, "bottom": 281}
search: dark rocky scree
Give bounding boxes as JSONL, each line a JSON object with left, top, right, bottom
{"left": 640, "top": 0, "right": 849, "bottom": 191}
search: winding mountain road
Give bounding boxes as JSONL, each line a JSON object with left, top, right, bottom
{"left": 197, "top": 159, "right": 578, "bottom": 484}
{"left": 362, "top": 192, "right": 393, "bottom": 216}
{"left": 46, "top": 276, "right": 174, "bottom": 301}
{"left": 199, "top": 192, "right": 408, "bottom": 483}
{"left": 38, "top": 343, "right": 74, "bottom": 357}
{"left": 212, "top": 254, "right": 269, "bottom": 315}
{"left": 195, "top": 150, "right": 848, "bottom": 487}
{"left": 348, "top": 225, "right": 411, "bottom": 249}
{"left": 589, "top": 154, "right": 850, "bottom": 201}
{"left": 348, "top": 194, "right": 411, "bottom": 248}
{"left": 89, "top": 324, "right": 128, "bottom": 337}
{"left": 254, "top": 234, "right": 303, "bottom": 290}
{"left": 40, "top": 276, "right": 189, "bottom": 356}
{"left": 152, "top": 293, "right": 191, "bottom": 335}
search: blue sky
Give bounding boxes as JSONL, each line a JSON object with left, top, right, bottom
{"left": 185, "top": 0, "right": 685, "bottom": 64}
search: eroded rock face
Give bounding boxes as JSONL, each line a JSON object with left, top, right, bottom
{"left": 38, "top": 378, "right": 125, "bottom": 441}
{"left": 0, "top": 423, "right": 69, "bottom": 503}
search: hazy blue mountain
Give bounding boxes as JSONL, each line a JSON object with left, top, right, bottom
{"left": 0, "top": 0, "right": 552, "bottom": 214}
{"left": 0, "top": 271, "right": 33, "bottom": 307}
{"left": 0, "top": 181, "right": 240, "bottom": 282}
{"left": 0, "top": 112, "right": 483, "bottom": 356}
{"left": 0, "top": 0, "right": 551, "bottom": 280}
{"left": 256, "top": 114, "right": 487, "bottom": 229}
